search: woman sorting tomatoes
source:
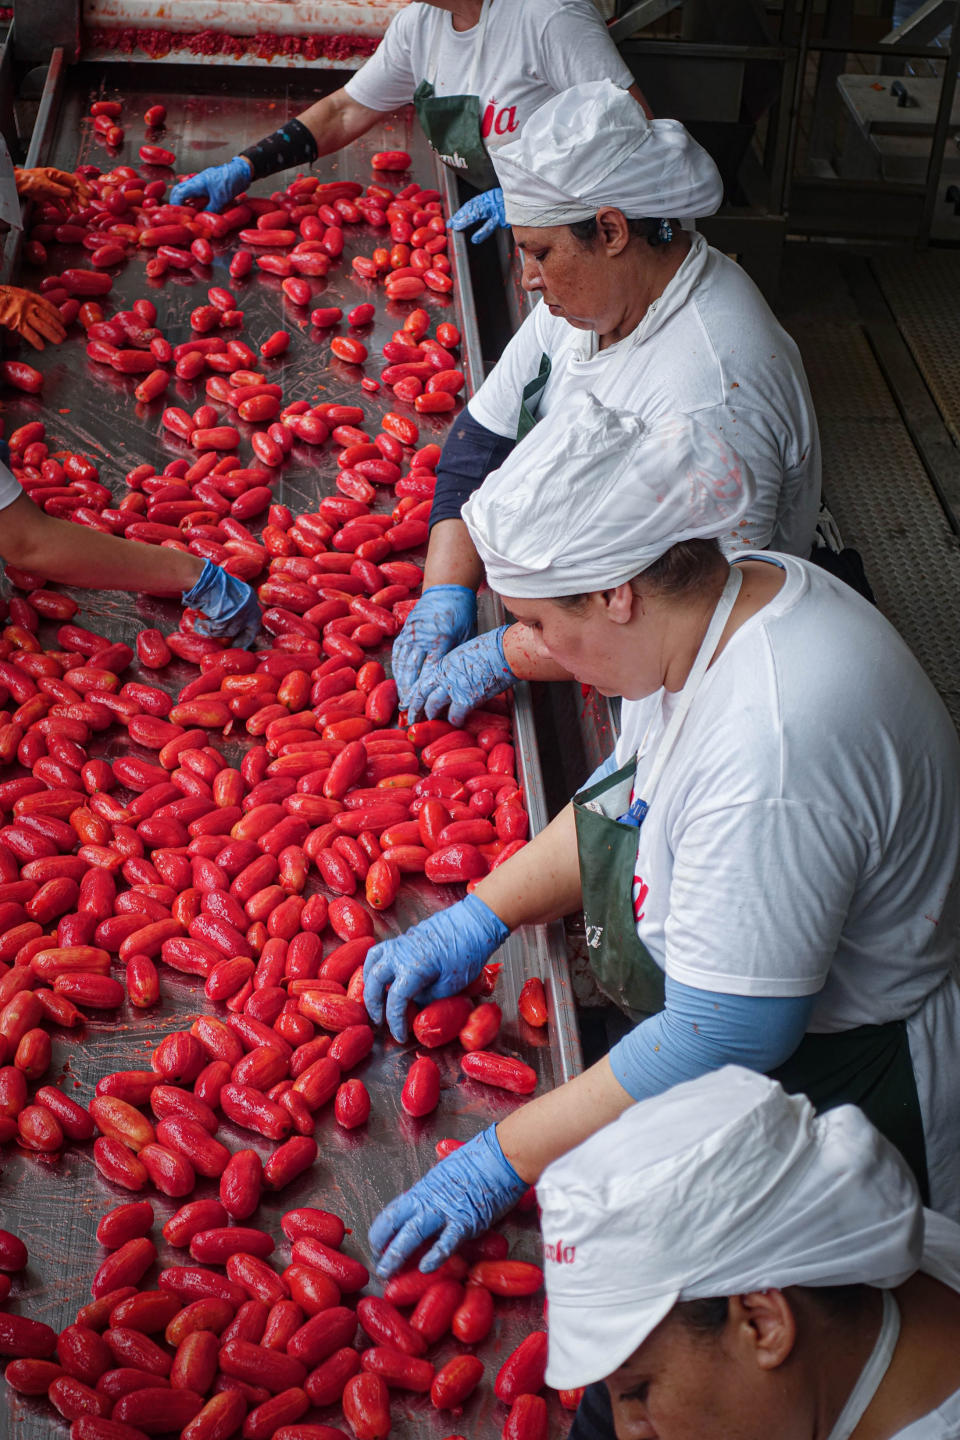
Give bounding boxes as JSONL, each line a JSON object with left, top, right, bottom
{"left": 364, "top": 394, "right": 960, "bottom": 1294}
{"left": 539, "top": 1067, "right": 960, "bottom": 1440}
{"left": 171, "top": 0, "right": 648, "bottom": 243}
{"left": 392, "top": 80, "right": 823, "bottom": 724}
{"left": 0, "top": 445, "right": 261, "bottom": 646}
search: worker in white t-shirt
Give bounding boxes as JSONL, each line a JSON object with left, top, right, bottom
{"left": 361, "top": 396, "right": 960, "bottom": 1288}
{"left": 171, "top": 0, "right": 648, "bottom": 242}
{"left": 0, "top": 449, "right": 261, "bottom": 646}
{"left": 393, "top": 81, "right": 822, "bottom": 724}
{"left": 538, "top": 1069, "right": 960, "bottom": 1440}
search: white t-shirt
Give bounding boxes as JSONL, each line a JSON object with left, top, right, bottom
{"left": 469, "top": 234, "right": 821, "bottom": 557}
{"left": 0, "top": 460, "right": 21, "bottom": 511}
{"left": 892, "top": 1214, "right": 960, "bottom": 1437}
{"left": 345, "top": 0, "right": 634, "bottom": 154}
{"left": 613, "top": 555, "right": 960, "bottom": 1031}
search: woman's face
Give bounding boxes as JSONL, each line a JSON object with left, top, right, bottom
{"left": 605, "top": 1301, "right": 806, "bottom": 1440}
{"left": 504, "top": 588, "right": 667, "bottom": 700}
{"left": 514, "top": 219, "right": 625, "bottom": 333}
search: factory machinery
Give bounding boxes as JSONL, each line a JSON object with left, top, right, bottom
{"left": 3, "top": 1, "right": 960, "bottom": 1435}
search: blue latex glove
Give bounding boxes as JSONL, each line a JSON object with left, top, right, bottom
{"left": 364, "top": 894, "right": 509, "bottom": 1043}
{"left": 170, "top": 156, "right": 252, "bottom": 213}
{"left": 447, "top": 188, "right": 508, "bottom": 245}
{"left": 0, "top": 438, "right": 9, "bottom": 466}
{"left": 368, "top": 1124, "right": 527, "bottom": 1276}
{"left": 405, "top": 626, "right": 514, "bottom": 727}
{"left": 183, "top": 559, "right": 262, "bottom": 649}
{"left": 391, "top": 584, "right": 477, "bottom": 709}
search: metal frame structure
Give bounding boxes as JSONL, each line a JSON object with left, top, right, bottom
{"left": 612, "top": 0, "right": 960, "bottom": 257}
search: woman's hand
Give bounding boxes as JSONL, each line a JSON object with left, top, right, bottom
{"left": 0, "top": 287, "right": 66, "bottom": 350}
{"left": 182, "top": 560, "right": 262, "bottom": 648}
{"left": 368, "top": 1125, "right": 527, "bottom": 1276}
{"left": 404, "top": 626, "right": 515, "bottom": 725}
{"left": 363, "top": 895, "right": 509, "bottom": 1042}
{"left": 15, "top": 167, "right": 92, "bottom": 207}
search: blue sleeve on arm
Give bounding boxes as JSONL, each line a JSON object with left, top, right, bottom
{"left": 580, "top": 751, "right": 619, "bottom": 793}
{"left": 609, "top": 975, "right": 816, "bottom": 1101}
{"left": 429, "top": 408, "right": 516, "bottom": 528}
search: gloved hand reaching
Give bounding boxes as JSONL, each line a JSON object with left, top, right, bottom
{"left": 368, "top": 1125, "right": 527, "bottom": 1276}
{"left": 363, "top": 894, "right": 509, "bottom": 1043}
{"left": 447, "top": 187, "right": 508, "bottom": 245}
{"left": 170, "top": 156, "right": 252, "bottom": 213}
{"left": 0, "top": 287, "right": 66, "bottom": 350}
{"left": 182, "top": 559, "right": 262, "bottom": 649}
{"left": 391, "top": 584, "right": 477, "bottom": 708}
{"left": 405, "top": 626, "right": 515, "bottom": 727}
{"left": 15, "top": 167, "right": 92, "bottom": 207}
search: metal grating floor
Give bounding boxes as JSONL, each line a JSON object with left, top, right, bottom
{"left": 777, "top": 247, "right": 960, "bottom": 731}
{"left": 872, "top": 251, "right": 960, "bottom": 446}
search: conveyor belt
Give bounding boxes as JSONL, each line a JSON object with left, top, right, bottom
{"left": 0, "top": 63, "right": 576, "bottom": 1440}
{"left": 779, "top": 248, "right": 960, "bottom": 731}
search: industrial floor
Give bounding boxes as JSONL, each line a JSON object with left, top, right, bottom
{"left": 776, "top": 242, "right": 960, "bottom": 730}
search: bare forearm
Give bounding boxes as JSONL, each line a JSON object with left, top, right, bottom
{"left": 297, "top": 90, "right": 382, "bottom": 159}
{"left": 422, "top": 518, "right": 485, "bottom": 590}
{"left": 497, "top": 1056, "right": 634, "bottom": 1184}
{"left": 503, "top": 622, "right": 574, "bottom": 682}
{"left": 473, "top": 802, "right": 581, "bottom": 929}
{"left": 629, "top": 81, "right": 654, "bottom": 119}
{"left": 2, "top": 498, "right": 203, "bottom": 594}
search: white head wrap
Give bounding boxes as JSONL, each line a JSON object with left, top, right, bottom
{"left": 461, "top": 394, "right": 755, "bottom": 598}
{"left": 493, "top": 80, "right": 724, "bottom": 228}
{"left": 538, "top": 1067, "right": 930, "bottom": 1391}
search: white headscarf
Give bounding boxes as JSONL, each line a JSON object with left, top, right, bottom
{"left": 461, "top": 394, "right": 755, "bottom": 598}
{"left": 537, "top": 1067, "right": 943, "bottom": 1391}
{"left": 494, "top": 80, "right": 724, "bottom": 228}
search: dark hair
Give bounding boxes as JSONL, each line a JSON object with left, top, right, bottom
{"left": 568, "top": 215, "right": 679, "bottom": 248}
{"left": 675, "top": 1285, "right": 874, "bottom": 1336}
{"left": 553, "top": 539, "right": 726, "bottom": 610}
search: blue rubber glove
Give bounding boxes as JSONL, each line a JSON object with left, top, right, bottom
{"left": 405, "top": 626, "right": 514, "bottom": 727}
{"left": 183, "top": 559, "right": 262, "bottom": 649}
{"left": 170, "top": 156, "right": 252, "bottom": 213}
{"left": 391, "top": 584, "right": 477, "bottom": 709}
{"left": 0, "top": 438, "right": 9, "bottom": 466}
{"left": 368, "top": 1124, "right": 527, "bottom": 1276}
{"left": 447, "top": 188, "right": 507, "bottom": 245}
{"left": 364, "top": 894, "right": 509, "bottom": 1043}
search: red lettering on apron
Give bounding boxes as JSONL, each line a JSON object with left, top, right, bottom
{"left": 481, "top": 101, "right": 495, "bottom": 139}
{"left": 633, "top": 877, "right": 649, "bottom": 923}
{"left": 495, "top": 105, "right": 518, "bottom": 135}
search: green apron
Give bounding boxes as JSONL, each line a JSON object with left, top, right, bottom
{"left": 413, "top": 0, "right": 499, "bottom": 193}
{"left": 572, "top": 567, "right": 930, "bottom": 1200}
{"left": 516, "top": 353, "right": 552, "bottom": 442}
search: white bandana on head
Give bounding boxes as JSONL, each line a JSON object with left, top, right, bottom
{"left": 494, "top": 80, "right": 724, "bottom": 229}
{"left": 538, "top": 1068, "right": 934, "bottom": 1392}
{"left": 461, "top": 393, "right": 755, "bottom": 599}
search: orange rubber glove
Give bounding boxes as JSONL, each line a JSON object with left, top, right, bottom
{"left": 0, "top": 287, "right": 66, "bottom": 349}
{"left": 14, "top": 167, "right": 92, "bottom": 207}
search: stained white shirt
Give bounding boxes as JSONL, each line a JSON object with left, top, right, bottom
{"left": 0, "top": 460, "right": 20, "bottom": 511}
{"left": 614, "top": 555, "right": 960, "bottom": 1028}
{"left": 345, "top": 0, "right": 634, "bottom": 155}
{"left": 469, "top": 234, "right": 821, "bottom": 557}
